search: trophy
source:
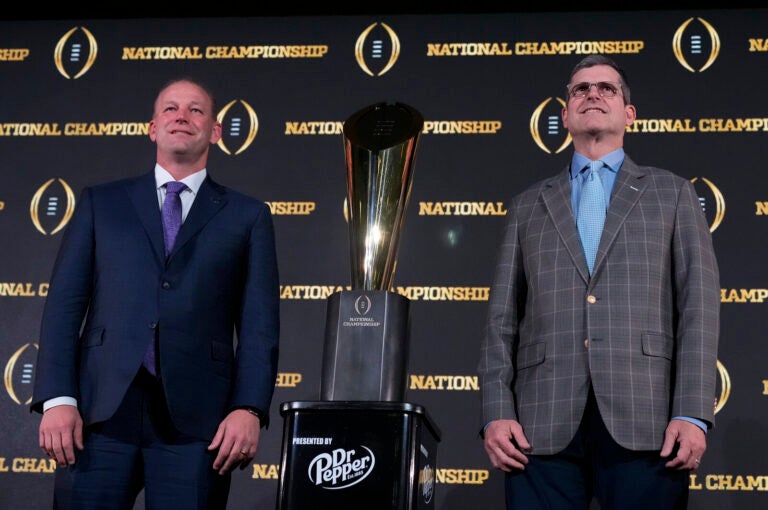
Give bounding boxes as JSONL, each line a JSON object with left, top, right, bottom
{"left": 320, "top": 102, "right": 423, "bottom": 401}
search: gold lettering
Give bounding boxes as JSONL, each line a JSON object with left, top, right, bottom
{"left": 745, "top": 475, "right": 768, "bottom": 490}
{"left": 0, "top": 123, "right": 62, "bottom": 136}
{"left": 205, "top": 45, "right": 328, "bottom": 59}
{"left": 436, "top": 468, "right": 489, "bottom": 484}
{"left": 703, "top": 474, "right": 768, "bottom": 491}
{"left": 748, "top": 38, "right": 768, "bottom": 52}
{"left": 426, "top": 42, "right": 512, "bottom": 56}
{"left": 279, "top": 285, "right": 348, "bottom": 300}
{"left": 266, "top": 201, "right": 316, "bottom": 215}
{"left": 720, "top": 288, "right": 768, "bottom": 303}
{"left": 276, "top": 373, "right": 302, "bottom": 387}
{"left": 422, "top": 120, "right": 502, "bottom": 134}
{"left": 626, "top": 119, "right": 697, "bottom": 133}
{"left": 418, "top": 201, "right": 506, "bottom": 215}
{"left": 12, "top": 457, "right": 56, "bottom": 473}
{"left": 514, "top": 41, "right": 644, "bottom": 55}
{"left": 0, "top": 283, "right": 36, "bottom": 296}
{"left": 284, "top": 121, "right": 344, "bottom": 135}
{"left": 409, "top": 375, "right": 479, "bottom": 391}
{"left": 251, "top": 463, "right": 280, "bottom": 479}
{"left": 756, "top": 202, "right": 768, "bottom": 215}
{"left": 121, "top": 47, "right": 203, "bottom": 60}
{"left": 699, "top": 118, "right": 768, "bottom": 132}
{"left": 0, "top": 458, "right": 8, "bottom": 472}
{"left": 64, "top": 123, "right": 148, "bottom": 136}
{"left": 0, "top": 48, "right": 30, "bottom": 61}
{"left": 394, "top": 286, "right": 490, "bottom": 301}
{"left": 277, "top": 285, "right": 489, "bottom": 301}
{"left": 689, "top": 473, "right": 703, "bottom": 490}
{"left": 706, "top": 474, "right": 726, "bottom": 490}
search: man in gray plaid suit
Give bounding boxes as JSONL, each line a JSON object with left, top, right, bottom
{"left": 478, "top": 55, "right": 720, "bottom": 509}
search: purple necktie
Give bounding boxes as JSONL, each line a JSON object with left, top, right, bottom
{"left": 162, "top": 180, "right": 187, "bottom": 255}
{"left": 143, "top": 181, "right": 187, "bottom": 375}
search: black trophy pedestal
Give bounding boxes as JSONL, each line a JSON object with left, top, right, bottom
{"left": 276, "top": 401, "right": 440, "bottom": 510}
{"left": 321, "top": 290, "right": 409, "bottom": 401}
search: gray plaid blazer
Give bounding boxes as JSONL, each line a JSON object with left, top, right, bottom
{"left": 479, "top": 155, "right": 720, "bottom": 454}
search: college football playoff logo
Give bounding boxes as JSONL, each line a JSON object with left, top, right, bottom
{"left": 30, "top": 178, "right": 76, "bottom": 235}
{"left": 216, "top": 99, "right": 259, "bottom": 155}
{"left": 54, "top": 26, "right": 98, "bottom": 79}
{"left": 530, "top": 97, "right": 571, "bottom": 154}
{"left": 672, "top": 17, "right": 721, "bottom": 72}
{"left": 355, "top": 22, "right": 400, "bottom": 77}
{"left": 690, "top": 176, "right": 725, "bottom": 233}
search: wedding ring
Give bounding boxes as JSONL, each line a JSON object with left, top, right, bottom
{"left": 240, "top": 449, "right": 248, "bottom": 456}
{"left": 694, "top": 458, "right": 701, "bottom": 464}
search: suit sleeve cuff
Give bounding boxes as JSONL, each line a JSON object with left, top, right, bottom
{"left": 673, "top": 416, "right": 708, "bottom": 433}
{"left": 232, "top": 406, "right": 269, "bottom": 428}
{"left": 43, "top": 397, "right": 77, "bottom": 412}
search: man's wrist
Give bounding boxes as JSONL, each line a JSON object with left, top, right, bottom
{"left": 673, "top": 416, "right": 708, "bottom": 433}
{"left": 43, "top": 397, "right": 77, "bottom": 412}
{"left": 234, "top": 406, "right": 267, "bottom": 425}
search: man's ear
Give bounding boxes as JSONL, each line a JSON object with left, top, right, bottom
{"left": 209, "top": 122, "right": 223, "bottom": 144}
{"left": 148, "top": 120, "right": 157, "bottom": 142}
{"left": 625, "top": 104, "right": 637, "bottom": 127}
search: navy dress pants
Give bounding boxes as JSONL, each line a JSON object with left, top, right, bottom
{"left": 504, "top": 388, "right": 689, "bottom": 510}
{"left": 53, "top": 367, "right": 230, "bottom": 510}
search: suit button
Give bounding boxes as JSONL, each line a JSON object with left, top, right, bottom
{"left": 587, "top": 295, "right": 597, "bottom": 304}
{"left": 162, "top": 281, "right": 171, "bottom": 289}
{"left": 584, "top": 338, "right": 589, "bottom": 348}
{"left": 148, "top": 322, "right": 157, "bottom": 329}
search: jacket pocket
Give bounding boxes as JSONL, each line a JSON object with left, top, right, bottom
{"left": 210, "top": 340, "right": 234, "bottom": 362}
{"left": 517, "top": 341, "right": 546, "bottom": 369}
{"left": 641, "top": 332, "right": 673, "bottom": 360}
{"left": 80, "top": 327, "right": 104, "bottom": 348}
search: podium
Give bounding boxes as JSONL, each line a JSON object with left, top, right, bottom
{"left": 276, "top": 401, "right": 441, "bottom": 510}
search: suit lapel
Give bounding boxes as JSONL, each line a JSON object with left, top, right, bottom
{"left": 169, "top": 176, "right": 228, "bottom": 260}
{"left": 127, "top": 171, "right": 165, "bottom": 265}
{"left": 541, "top": 167, "right": 591, "bottom": 282}
{"left": 592, "top": 156, "right": 647, "bottom": 275}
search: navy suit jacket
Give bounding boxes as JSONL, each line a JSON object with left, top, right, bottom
{"left": 31, "top": 170, "right": 280, "bottom": 441}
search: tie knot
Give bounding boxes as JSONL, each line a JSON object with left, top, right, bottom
{"left": 589, "top": 160, "right": 603, "bottom": 173}
{"left": 582, "top": 160, "right": 603, "bottom": 182}
{"left": 166, "top": 181, "right": 187, "bottom": 195}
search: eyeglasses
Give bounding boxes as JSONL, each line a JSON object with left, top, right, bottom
{"left": 567, "top": 81, "right": 622, "bottom": 99}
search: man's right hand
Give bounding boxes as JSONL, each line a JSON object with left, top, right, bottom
{"left": 483, "top": 419, "right": 532, "bottom": 472}
{"left": 39, "top": 405, "right": 84, "bottom": 467}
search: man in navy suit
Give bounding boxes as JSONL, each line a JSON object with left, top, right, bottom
{"left": 31, "top": 77, "right": 280, "bottom": 509}
{"left": 479, "top": 55, "right": 720, "bottom": 509}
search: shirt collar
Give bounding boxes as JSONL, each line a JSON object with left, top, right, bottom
{"left": 570, "top": 148, "right": 624, "bottom": 180}
{"left": 154, "top": 164, "right": 207, "bottom": 194}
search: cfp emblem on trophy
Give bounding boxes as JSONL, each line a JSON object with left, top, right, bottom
{"left": 320, "top": 102, "right": 424, "bottom": 401}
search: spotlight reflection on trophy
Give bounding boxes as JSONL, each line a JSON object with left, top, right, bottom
{"left": 320, "top": 102, "right": 423, "bottom": 401}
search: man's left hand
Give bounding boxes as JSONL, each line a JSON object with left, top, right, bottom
{"left": 208, "top": 409, "right": 261, "bottom": 474}
{"left": 661, "top": 418, "right": 706, "bottom": 470}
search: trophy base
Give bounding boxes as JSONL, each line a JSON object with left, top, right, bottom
{"left": 320, "top": 290, "right": 410, "bottom": 401}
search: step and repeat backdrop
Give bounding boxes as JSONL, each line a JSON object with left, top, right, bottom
{"left": 1, "top": 9, "right": 767, "bottom": 509}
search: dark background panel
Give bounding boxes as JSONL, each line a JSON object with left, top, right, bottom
{"left": 1, "top": 9, "right": 766, "bottom": 509}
